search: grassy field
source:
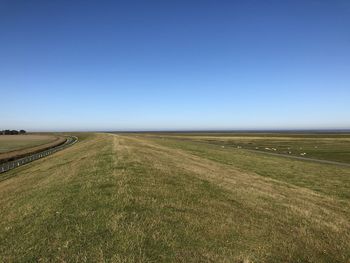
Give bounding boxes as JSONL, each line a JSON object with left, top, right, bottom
{"left": 139, "top": 132, "right": 350, "bottom": 164}
{"left": 0, "top": 132, "right": 349, "bottom": 262}
{"left": 0, "top": 135, "right": 57, "bottom": 153}
{"left": 0, "top": 134, "right": 66, "bottom": 164}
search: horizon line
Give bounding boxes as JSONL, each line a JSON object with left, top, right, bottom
{"left": 21, "top": 128, "right": 350, "bottom": 133}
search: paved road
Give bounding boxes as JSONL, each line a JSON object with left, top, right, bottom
{"left": 0, "top": 136, "right": 78, "bottom": 174}
{"left": 245, "top": 148, "right": 350, "bottom": 167}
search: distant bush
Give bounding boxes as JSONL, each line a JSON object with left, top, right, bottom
{"left": 0, "top": 130, "right": 26, "bottom": 135}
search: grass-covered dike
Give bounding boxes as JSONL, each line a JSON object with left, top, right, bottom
{"left": 0, "top": 133, "right": 349, "bottom": 262}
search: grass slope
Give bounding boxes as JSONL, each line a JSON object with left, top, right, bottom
{"left": 0, "top": 133, "right": 349, "bottom": 262}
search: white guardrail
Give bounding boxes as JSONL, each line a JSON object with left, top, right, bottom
{"left": 0, "top": 136, "right": 78, "bottom": 174}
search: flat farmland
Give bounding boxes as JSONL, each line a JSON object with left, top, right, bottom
{"left": 0, "top": 133, "right": 349, "bottom": 262}
{"left": 0, "top": 135, "right": 66, "bottom": 163}
{"left": 0, "top": 135, "right": 58, "bottom": 153}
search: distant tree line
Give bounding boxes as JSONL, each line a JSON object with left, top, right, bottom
{"left": 0, "top": 130, "right": 26, "bottom": 135}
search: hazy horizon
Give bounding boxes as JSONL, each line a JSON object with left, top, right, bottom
{"left": 1, "top": 1, "right": 349, "bottom": 131}
{"left": 9, "top": 128, "right": 350, "bottom": 133}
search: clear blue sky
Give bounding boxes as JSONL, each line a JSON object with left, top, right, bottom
{"left": 1, "top": 0, "right": 349, "bottom": 131}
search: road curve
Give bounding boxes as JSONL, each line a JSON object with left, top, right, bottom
{"left": 0, "top": 136, "right": 78, "bottom": 174}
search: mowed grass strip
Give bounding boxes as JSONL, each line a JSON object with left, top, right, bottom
{"left": 0, "top": 133, "right": 349, "bottom": 262}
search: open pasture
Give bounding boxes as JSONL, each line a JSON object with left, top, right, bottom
{"left": 0, "top": 135, "right": 57, "bottom": 153}
{"left": 140, "top": 133, "right": 350, "bottom": 164}
{"left": 0, "top": 135, "right": 66, "bottom": 163}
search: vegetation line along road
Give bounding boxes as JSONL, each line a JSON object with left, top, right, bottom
{"left": 0, "top": 136, "right": 78, "bottom": 175}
